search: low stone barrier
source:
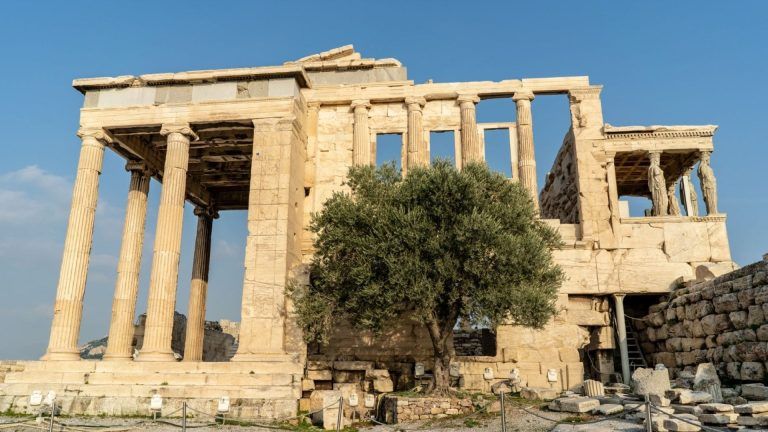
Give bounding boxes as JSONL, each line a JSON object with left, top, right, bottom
{"left": 380, "top": 395, "right": 474, "bottom": 423}
{"left": 640, "top": 259, "right": 768, "bottom": 382}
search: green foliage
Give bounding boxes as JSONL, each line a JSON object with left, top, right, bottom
{"left": 291, "top": 160, "right": 563, "bottom": 356}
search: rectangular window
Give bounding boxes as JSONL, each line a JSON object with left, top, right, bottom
{"left": 430, "top": 130, "right": 456, "bottom": 166}
{"left": 483, "top": 128, "right": 512, "bottom": 177}
{"left": 375, "top": 133, "right": 403, "bottom": 171}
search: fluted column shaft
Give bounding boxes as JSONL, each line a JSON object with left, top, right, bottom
{"left": 104, "top": 164, "right": 152, "bottom": 361}
{"left": 405, "top": 97, "right": 426, "bottom": 170}
{"left": 351, "top": 100, "right": 371, "bottom": 166}
{"left": 43, "top": 129, "right": 108, "bottom": 360}
{"left": 514, "top": 90, "right": 539, "bottom": 210}
{"left": 138, "top": 124, "right": 196, "bottom": 362}
{"left": 183, "top": 208, "right": 216, "bottom": 362}
{"left": 458, "top": 94, "right": 482, "bottom": 167}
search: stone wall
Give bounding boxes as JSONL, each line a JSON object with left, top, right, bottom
{"left": 540, "top": 135, "right": 579, "bottom": 224}
{"left": 640, "top": 258, "right": 768, "bottom": 382}
{"left": 380, "top": 395, "right": 474, "bottom": 423}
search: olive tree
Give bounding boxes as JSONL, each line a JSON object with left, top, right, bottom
{"left": 290, "top": 161, "right": 563, "bottom": 392}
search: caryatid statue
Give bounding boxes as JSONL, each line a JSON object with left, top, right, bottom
{"left": 697, "top": 151, "right": 718, "bottom": 215}
{"left": 667, "top": 181, "right": 681, "bottom": 216}
{"left": 679, "top": 166, "right": 699, "bottom": 217}
{"left": 647, "top": 151, "right": 668, "bottom": 216}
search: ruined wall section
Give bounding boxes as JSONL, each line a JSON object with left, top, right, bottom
{"left": 540, "top": 135, "right": 579, "bottom": 223}
{"left": 639, "top": 259, "right": 768, "bottom": 383}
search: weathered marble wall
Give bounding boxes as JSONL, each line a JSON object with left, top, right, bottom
{"left": 640, "top": 259, "right": 768, "bottom": 382}
{"left": 540, "top": 136, "right": 580, "bottom": 223}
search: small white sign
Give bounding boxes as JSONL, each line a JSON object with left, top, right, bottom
{"left": 150, "top": 394, "right": 163, "bottom": 411}
{"left": 43, "top": 391, "right": 56, "bottom": 407}
{"left": 29, "top": 391, "right": 43, "bottom": 407}
{"left": 483, "top": 367, "right": 494, "bottom": 380}
{"left": 414, "top": 363, "right": 425, "bottom": 377}
{"left": 217, "top": 396, "right": 230, "bottom": 413}
{"left": 348, "top": 393, "right": 359, "bottom": 407}
{"left": 547, "top": 369, "right": 558, "bottom": 383}
{"left": 509, "top": 368, "right": 520, "bottom": 383}
{"left": 364, "top": 394, "right": 375, "bottom": 408}
{"left": 449, "top": 363, "right": 460, "bottom": 377}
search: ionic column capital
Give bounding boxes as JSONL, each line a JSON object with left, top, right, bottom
{"left": 404, "top": 96, "right": 426, "bottom": 110}
{"left": 77, "top": 127, "right": 113, "bottom": 144}
{"left": 605, "top": 151, "right": 616, "bottom": 161}
{"left": 125, "top": 161, "right": 155, "bottom": 177}
{"left": 456, "top": 94, "right": 480, "bottom": 106}
{"left": 160, "top": 123, "right": 198, "bottom": 141}
{"left": 350, "top": 99, "right": 371, "bottom": 112}
{"left": 698, "top": 150, "right": 712, "bottom": 160}
{"left": 194, "top": 205, "right": 219, "bottom": 220}
{"left": 512, "top": 89, "right": 535, "bottom": 102}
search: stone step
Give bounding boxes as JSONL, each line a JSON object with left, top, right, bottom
{"left": 3, "top": 371, "right": 299, "bottom": 387}
{"left": 18, "top": 360, "right": 302, "bottom": 375}
{"left": 0, "top": 382, "right": 300, "bottom": 400}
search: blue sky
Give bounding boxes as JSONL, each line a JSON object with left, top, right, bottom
{"left": 0, "top": 1, "right": 766, "bottom": 359}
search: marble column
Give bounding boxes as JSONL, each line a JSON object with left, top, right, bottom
{"left": 605, "top": 153, "right": 621, "bottom": 235}
{"left": 103, "top": 162, "right": 152, "bottom": 361}
{"left": 405, "top": 97, "right": 426, "bottom": 169}
{"left": 351, "top": 100, "right": 371, "bottom": 166}
{"left": 680, "top": 167, "right": 699, "bottom": 217}
{"left": 183, "top": 207, "right": 217, "bottom": 362}
{"left": 698, "top": 150, "right": 719, "bottom": 215}
{"left": 513, "top": 90, "right": 539, "bottom": 210}
{"left": 613, "top": 294, "right": 631, "bottom": 385}
{"left": 43, "top": 128, "right": 108, "bottom": 360}
{"left": 138, "top": 123, "right": 197, "bottom": 362}
{"left": 647, "top": 151, "right": 668, "bottom": 217}
{"left": 457, "top": 94, "right": 482, "bottom": 167}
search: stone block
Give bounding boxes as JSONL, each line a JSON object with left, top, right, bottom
{"left": 678, "top": 390, "right": 712, "bottom": 405}
{"left": 738, "top": 414, "right": 768, "bottom": 427}
{"left": 663, "top": 417, "right": 701, "bottom": 431}
{"left": 583, "top": 379, "right": 604, "bottom": 397}
{"left": 592, "top": 403, "right": 623, "bottom": 415}
{"left": 741, "top": 362, "right": 765, "bottom": 381}
{"left": 555, "top": 396, "right": 600, "bottom": 413}
{"left": 698, "top": 403, "right": 733, "bottom": 413}
{"left": 372, "top": 377, "right": 394, "bottom": 393}
{"left": 693, "top": 363, "right": 720, "bottom": 391}
{"left": 700, "top": 314, "right": 730, "bottom": 335}
{"left": 713, "top": 293, "right": 739, "bottom": 314}
{"left": 729, "top": 311, "right": 748, "bottom": 329}
{"left": 191, "top": 82, "right": 237, "bottom": 102}
{"left": 672, "top": 404, "right": 702, "bottom": 416}
{"left": 742, "top": 383, "right": 768, "bottom": 400}
{"left": 307, "top": 370, "right": 332, "bottom": 381}
{"left": 632, "top": 367, "right": 671, "bottom": 397}
{"left": 521, "top": 387, "right": 559, "bottom": 401}
{"left": 735, "top": 402, "right": 768, "bottom": 414}
{"left": 309, "top": 390, "right": 343, "bottom": 430}
{"left": 698, "top": 412, "right": 737, "bottom": 424}
{"left": 333, "top": 361, "right": 373, "bottom": 371}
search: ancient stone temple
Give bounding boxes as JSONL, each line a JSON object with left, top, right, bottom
{"left": 0, "top": 45, "right": 735, "bottom": 417}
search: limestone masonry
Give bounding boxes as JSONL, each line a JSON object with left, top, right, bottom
{"left": 0, "top": 45, "right": 735, "bottom": 420}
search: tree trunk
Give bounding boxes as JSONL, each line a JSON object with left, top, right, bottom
{"left": 426, "top": 318, "right": 455, "bottom": 394}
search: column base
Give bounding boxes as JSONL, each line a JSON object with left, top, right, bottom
{"left": 41, "top": 350, "right": 81, "bottom": 361}
{"left": 135, "top": 350, "right": 177, "bottom": 362}
{"left": 102, "top": 353, "right": 133, "bottom": 362}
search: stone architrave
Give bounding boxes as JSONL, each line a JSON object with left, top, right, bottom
{"left": 457, "top": 94, "right": 482, "bottom": 167}
{"left": 647, "top": 151, "right": 668, "bottom": 216}
{"left": 183, "top": 206, "right": 217, "bottom": 362}
{"left": 680, "top": 167, "right": 699, "bottom": 217}
{"left": 351, "top": 100, "right": 371, "bottom": 166}
{"left": 405, "top": 97, "right": 426, "bottom": 169}
{"left": 631, "top": 367, "right": 671, "bottom": 396}
{"left": 43, "top": 127, "right": 109, "bottom": 361}
{"left": 698, "top": 151, "right": 719, "bottom": 215}
{"left": 513, "top": 89, "right": 538, "bottom": 210}
{"left": 667, "top": 181, "right": 681, "bottom": 216}
{"left": 138, "top": 123, "right": 197, "bottom": 362}
{"left": 103, "top": 162, "right": 152, "bottom": 361}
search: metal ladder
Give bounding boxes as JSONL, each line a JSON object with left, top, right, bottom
{"left": 624, "top": 316, "right": 648, "bottom": 371}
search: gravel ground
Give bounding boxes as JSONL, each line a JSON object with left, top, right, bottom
{"left": 0, "top": 407, "right": 646, "bottom": 432}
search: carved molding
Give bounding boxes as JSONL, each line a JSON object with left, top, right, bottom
{"left": 194, "top": 205, "right": 219, "bottom": 220}
{"left": 620, "top": 214, "right": 727, "bottom": 224}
